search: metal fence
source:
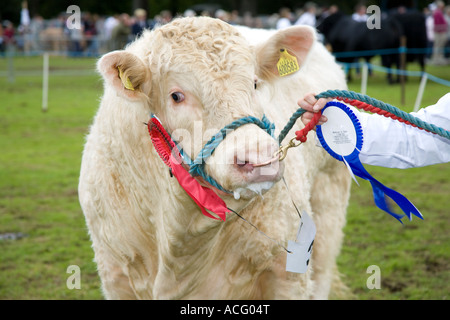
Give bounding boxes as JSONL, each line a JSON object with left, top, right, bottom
{"left": 1, "top": 33, "right": 135, "bottom": 58}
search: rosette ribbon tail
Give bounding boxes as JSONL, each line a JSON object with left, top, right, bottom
{"left": 348, "top": 155, "right": 423, "bottom": 223}
{"left": 169, "top": 154, "right": 228, "bottom": 221}
{"left": 148, "top": 115, "right": 228, "bottom": 221}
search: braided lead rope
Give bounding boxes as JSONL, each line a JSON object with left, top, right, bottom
{"left": 277, "top": 108, "right": 307, "bottom": 143}
{"left": 316, "top": 90, "right": 450, "bottom": 140}
{"left": 295, "top": 111, "right": 323, "bottom": 142}
{"left": 277, "top": 90, "right": 450, "bottom": 143}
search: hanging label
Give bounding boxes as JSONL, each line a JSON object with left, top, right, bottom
{"left": 277, "top": 49, "right": 300, "bottom": 77}
{"left": 286, "top": 211, "right": 316, "bottom": 274}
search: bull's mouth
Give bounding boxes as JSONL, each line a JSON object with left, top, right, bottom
{"left": 192, "top": 157, "right": 284, "bottom": 201}
{"left": 232, "top": 181, "right": 275, "bottom": 200}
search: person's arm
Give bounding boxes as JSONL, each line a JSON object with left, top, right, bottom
{"left": 298, "top": 93, "right": 450, "bottom": 168}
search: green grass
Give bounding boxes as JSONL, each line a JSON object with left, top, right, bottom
{"left": 0, "top": 56, "right": 448, "bottom": 300}
{"left": 340, "top": 60, "right": 449, "bottom": 300}
{"left": 0, "top": 56, "right": 102, "bottom": 299}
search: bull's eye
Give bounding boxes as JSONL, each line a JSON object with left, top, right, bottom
{"left": 254, "top": 81, "right": 257, "bottom": 90}
{"left": 171, "top": 92, "right": 185, "bottom": 103}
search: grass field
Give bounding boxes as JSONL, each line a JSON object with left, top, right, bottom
{"left": 0, "top": 55, "right": 448, "bottom": 300}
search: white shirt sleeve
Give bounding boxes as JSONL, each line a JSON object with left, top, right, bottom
{"left": 355, "top": 93, "right": 450, "bottom": 169}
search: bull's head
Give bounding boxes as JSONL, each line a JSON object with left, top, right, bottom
{"left": 97, "top": 17, "right": 314, "bottom": 214}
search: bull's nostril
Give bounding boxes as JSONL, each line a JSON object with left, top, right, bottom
{"left": 235, "top": 158, "right": 254, "bottom": 173}
{"left": 237, "top": 160, "right": 247, "bottom": 167}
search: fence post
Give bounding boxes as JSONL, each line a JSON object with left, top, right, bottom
{"left": 6, "top": 44, "right": 15, "bottom": 83}
{"left": 413, "top": 73, "right": 428, "bottom": 112}
{"left": 360, "top": 62, "right": 368, "bottom": 95}
{"left": 400, "top": 36, "right": 407, "bottom": 105}
{"left": 42, "top": 52, "right": 49, "bottom": 112}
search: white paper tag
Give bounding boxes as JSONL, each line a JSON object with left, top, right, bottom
{"left": 286, "top": 211, "right": 316, "bottom": 274}
{"left": 321, "top": 106, "right": 358, "bottom": 157}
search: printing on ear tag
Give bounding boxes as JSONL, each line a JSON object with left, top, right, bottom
{"left": 286, "top": 211, "right": 316, "bottom": 274}
{"left": 277, "top": 49, "right": 300, "bottom": 77}
{"left": 118, "top": 67, "right": 135, "bottom": 91}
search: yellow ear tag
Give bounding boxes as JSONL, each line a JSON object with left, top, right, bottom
{"left": 118, "top": 67, "right": 135, "bottom": 91}
{"left": 277, "top": 49, "right": 300, "bottom": 77}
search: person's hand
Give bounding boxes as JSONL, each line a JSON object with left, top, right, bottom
{"left": 297, "top": 93, "right": 330, "bottom": 126}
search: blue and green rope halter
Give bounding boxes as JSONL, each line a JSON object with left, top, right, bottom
{"left": 175, "top": 114, "right": 276, "bottom": 194}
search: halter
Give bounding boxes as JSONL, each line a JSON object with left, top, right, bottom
{"left": 148, "top": 114, "right": 276, "bottom": 195}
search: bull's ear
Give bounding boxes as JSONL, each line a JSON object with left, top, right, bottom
{"left": 255, "top": 26, "right": 315, "bottom": 80}
{"left": 97, "top": 50, "right": 150, "bottom": 100}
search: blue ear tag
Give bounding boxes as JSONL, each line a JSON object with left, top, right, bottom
{"left": 316, "top": 101, "right": 423, "bottom": 223}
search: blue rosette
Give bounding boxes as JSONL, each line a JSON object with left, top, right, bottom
{"left": 316, "top": 101, "right": 423, "bottom": 223}
{"left": 316, "top": 101, "right": 363, "bottom": 162}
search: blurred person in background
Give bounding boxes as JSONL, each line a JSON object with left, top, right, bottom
{"left": 228, "top": 10, "right": 241, "bottom": 25}
{"left": 215, "top": 9, "right": 230, "bottom": 23}
{"left": 424, "top": 5, "right": 435, "bottom": 59}
{"left": 242, "top": 11, "right": 254, "bottom": 27}
{"left": 295, "top": 2, "right": 317, "bottom": 27}
{"left": 131, "top": 8, "right": 151, "bottom": 38}
{"left": 277, "top": 7, "right": 292, "bottom": 29}
{"left": 431, "top": 0, "right": 448, "bottom": 65}
{"left": 160, "top": 10, "right": 173, "bottom": 25}
{"left": 20, "top": 1, "right": 32, "bottom": 54}
{"left": 67, "top": 13, "right": 84, "bottom": 57}
{"left": 104, "top": 14, "right": 119, "bottom": 51}
{"left": 29, "top": 14, "right": 44, "bottom": 53}
{"left": 3, "top": 21, "right": 16, "bottom": 49}
{"left": 445, "top": 5, "right": 450, "bottom": 58}
{"left": 0, "top": 22, "right": 4, "bottom": 55}
{"left": 352, "top": 3, "right": 368, "bottom": 22}
{"left": 110, "top": 13, "right": 131, "bottom": 50}
{"left": 183, "top": 9, "right": 196, "bottom": 18}
{"left": 84, "top": 12, "right": 98, "bottom": 57}
{"left": 153, "top": 10, "right": 173, "bottom": 28}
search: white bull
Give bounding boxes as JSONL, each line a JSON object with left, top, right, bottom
{"left": 79, "top": 17, "right": 351, "bottom": 299}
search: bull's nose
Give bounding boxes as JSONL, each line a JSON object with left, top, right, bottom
{"left": 234, "top": 154, "right": 284, "bottom": 183}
